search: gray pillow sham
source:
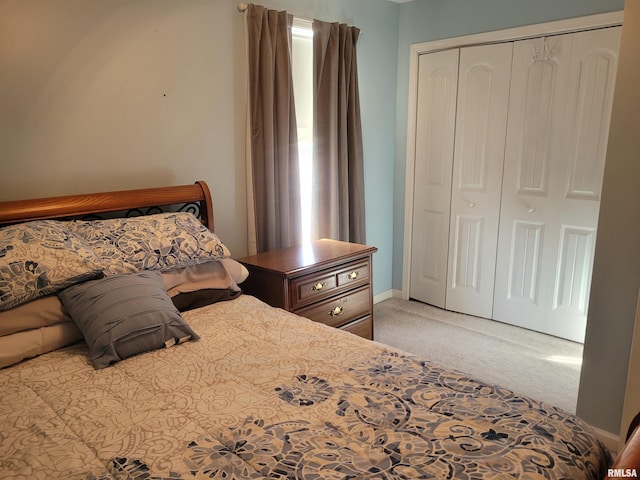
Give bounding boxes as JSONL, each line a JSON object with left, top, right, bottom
{"left": 58, "top": 271, "right": 199, "bottom": 369}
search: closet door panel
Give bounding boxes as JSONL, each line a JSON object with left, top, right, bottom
{"left": 507, "top": 220, "right": 545, "bottom": 304}
{"left": 494, "top": 27, "right": 621, "bottom": 342}
{"left": 446, "top": 42, "right": 513, "bottom": 318}
{"left": 451, "top": 215, "right": 483, "bottom": 290}
{"left": 516, "top": 57, "right": 556, "bottom": 195}
{"left": 554, "top": 225, "right": 596, "bottom": 314}
{"left": 409, "top": 49, "right": 459, "bottom": 307}
{"left": 548, "top": 27, "right": 620, "bottom": 341}
{"left": 493, "top": 35, "right": 572, "bottom": 334}
{"left": 565, "top": 29, "right": 620, "bottom": 201}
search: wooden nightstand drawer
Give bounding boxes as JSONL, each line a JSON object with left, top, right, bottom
{"left": 340, "top": 315, "right": 373, "bottom": 340}
{"left": 336, "top": 261, "right": 370, "bottom": 287}
{"left": 290, "top": 272, "right": 339, "bottom": 307}
{"left": 290, "top": 258, "right": 370, "bottom": 310}
{"left": 294, "top": 285, "right": 371, "bottom": 329}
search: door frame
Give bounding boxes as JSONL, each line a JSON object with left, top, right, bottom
{"left": 402, "top": 11, "right": 624, "bottom": 301}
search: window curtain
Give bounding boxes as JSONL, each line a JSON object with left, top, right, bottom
{"left": 245, "top": 4, "right": 302, "bottom": 254}
{"left": 312, "top": 20, "right": 366, "bottom": 244}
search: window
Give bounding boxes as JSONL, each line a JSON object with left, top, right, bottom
{"left": 291, "top": 20, "right": 313, "bottom": 243}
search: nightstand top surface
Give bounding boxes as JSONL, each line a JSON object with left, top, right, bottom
{"left": 236, "top": 239, "right": 377, "bottom": 276}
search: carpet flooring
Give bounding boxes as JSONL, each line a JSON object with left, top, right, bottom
{"left": 373, "top": 298, "right": 583, "bottom": 414}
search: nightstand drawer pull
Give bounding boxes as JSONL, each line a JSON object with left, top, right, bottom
{"left": 329, "top": 306, "right": 345, "bottom": 317}
{"left": 348, "top": 271, "right": 359, "bottom": 280}
{"left": 312, "top": 282, "right": 327, "bottom": 291}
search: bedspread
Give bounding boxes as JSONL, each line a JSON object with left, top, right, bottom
{"left": 0, "top": 295, "right": 610, "bottom": 479}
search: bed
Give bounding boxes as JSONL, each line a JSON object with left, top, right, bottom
{"left": 0, "top": 181, "right": 624, "bottom": 479}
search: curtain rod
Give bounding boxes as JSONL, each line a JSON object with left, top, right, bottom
{"left": 237, "top": 3, "right": 314, "bottom": 23}
{"left": 236, "top": 3, "right": 361, "bottom": 33}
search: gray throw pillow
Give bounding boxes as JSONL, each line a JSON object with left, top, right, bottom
{"left": 58, "top": 271, "right": 199, "bottom": 369}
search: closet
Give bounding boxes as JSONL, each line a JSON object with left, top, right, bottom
{"left": 409, "top": 26, "right": 621, "bottom": 343}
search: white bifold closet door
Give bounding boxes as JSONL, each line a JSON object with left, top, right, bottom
{"left": 410, "top": 42, "right": 513, "bottom": 316}
{"left": 409, "top": 49, "right": 459, "bottom": 308}
{"left": 493, "top": 27, "right": 621, "bottom": 343}
{"left": 409, "top": 26, "right": 620, "bottom": 343}
{"left": 445, "top": 43, "right": 513, "bottom": 319}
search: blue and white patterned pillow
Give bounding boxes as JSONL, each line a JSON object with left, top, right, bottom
{"left": 68, "top": 212, "right": 231, "bottom": 275}
{"left": 0, "top": 220, "right": 103, "bottom": 310}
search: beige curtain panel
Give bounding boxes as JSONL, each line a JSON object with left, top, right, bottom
{"left": 245, "top": 4, "right": 302, "bottom": 253}
{"left": 312, "top": 20, "right": 366, "bottom": 244}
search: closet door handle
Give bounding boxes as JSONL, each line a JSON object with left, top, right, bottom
{"left": 468, "top": 202, "right": 476, "bottom": 208}
{"left": 527, "top": 206, "right": 536, "bottom": 213}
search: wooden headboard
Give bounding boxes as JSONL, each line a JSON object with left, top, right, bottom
{"left": 0, "top": 181, "right": 214, "bottom": 230}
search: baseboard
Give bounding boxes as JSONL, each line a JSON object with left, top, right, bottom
{"left": 592, "top": 425, "right": 620, "bottom": 456}
{"left": 374, "top": 289, "right": 403, "bottom": 304}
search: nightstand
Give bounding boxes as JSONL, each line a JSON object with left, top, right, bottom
{"left": 237, "top": 239, "right": 378, "bottom": 340}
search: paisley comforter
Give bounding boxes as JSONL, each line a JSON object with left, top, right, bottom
{"left": 0, "top": 295, "right": 610, "bottom": 479}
